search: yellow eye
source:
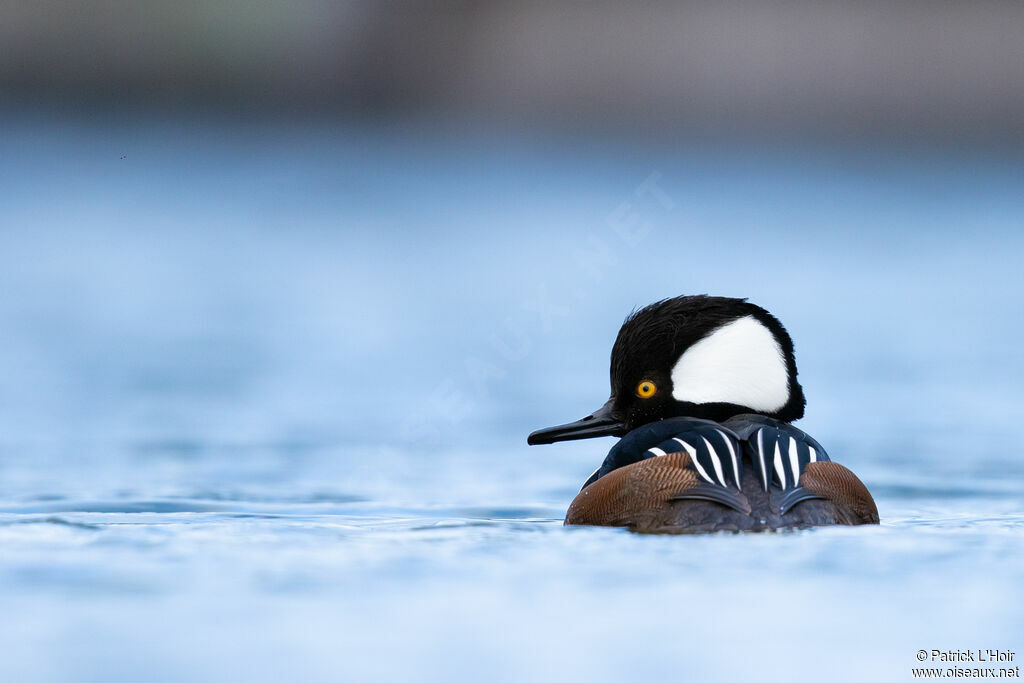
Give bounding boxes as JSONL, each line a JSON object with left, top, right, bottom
{"left": 636, "top": 380, "right": 657, "bottom": 398}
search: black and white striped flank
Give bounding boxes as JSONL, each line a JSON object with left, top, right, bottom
{"left": 645, "top": 426, "right": 742, "bottom": 489}
{"left": 750, "top": 426, "right": 829, "bottom": 491}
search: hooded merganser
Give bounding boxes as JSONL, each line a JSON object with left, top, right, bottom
{"left": 528, "top": 295, "right": 878, "bottom": 532}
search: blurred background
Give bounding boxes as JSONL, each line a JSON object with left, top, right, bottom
{"left": 4, "top": 1, "right": 1024, "bottom": 141}
{"left": 1, "top": 3, "right": 1023, "bottom": 683}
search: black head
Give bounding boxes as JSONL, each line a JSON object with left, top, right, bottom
{"left": 527, "top": 295, "right": 805, "bottom": 445}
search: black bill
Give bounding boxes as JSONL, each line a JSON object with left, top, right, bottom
{"left": 527, "top": 398, "right": 626, "bottom": 445}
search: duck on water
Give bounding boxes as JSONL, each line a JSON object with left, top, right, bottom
{"left": 528, "top": 295, "right": 879, "bottom": 533}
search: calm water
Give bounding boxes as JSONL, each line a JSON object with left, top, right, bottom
{"left": 1, "top": 111, "right": 1022, "bottom": 682}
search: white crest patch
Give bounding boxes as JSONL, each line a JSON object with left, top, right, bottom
{"left": 670, "top": 315, "right": 790, "bottom": 412}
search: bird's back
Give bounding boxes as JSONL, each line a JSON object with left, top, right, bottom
{"left": 565, "top": 450, "right": 878, "bottom": 532}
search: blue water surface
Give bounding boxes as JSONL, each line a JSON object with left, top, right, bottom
{"left": 1, "top": 110, "right": 1022, "bottom": 682}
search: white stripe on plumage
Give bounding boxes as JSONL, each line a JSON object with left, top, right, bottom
{"left": 773, "top": 440, "right": 787, "bottom": 489}
{"left": 716, "top": 429, "right": 741, "bottom": 489}
{"left": 701, "top": 436, "right": 727, "bottom": 487}
{"left": 756, "top": 428, "right": 768, "bottom": 490}
{"left": 788, "top": 437, "right": 801, "bottom": 487}
{"left": 673, "top": 438, "right": 713, "bottom": 484}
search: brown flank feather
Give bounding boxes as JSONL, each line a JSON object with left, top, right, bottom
{"left": 565, "top": 452, "right": 701, "bottom": 527}
{"left": 799, "top": 461, "right": 880, "bottom": 525}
